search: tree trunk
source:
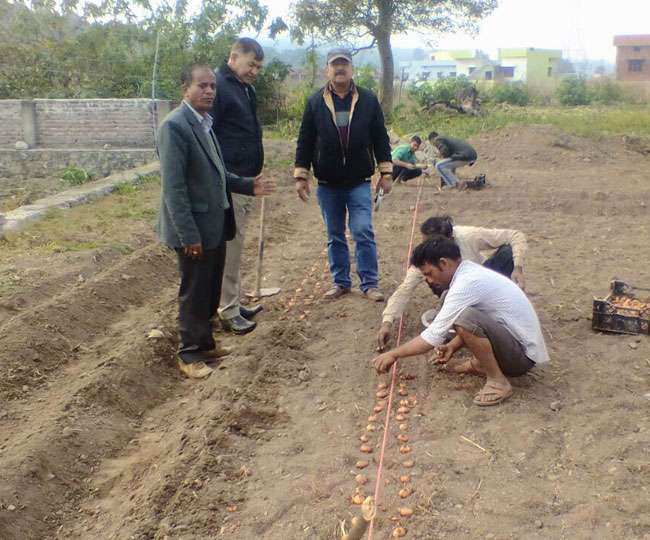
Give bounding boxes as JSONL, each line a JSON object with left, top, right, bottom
{"left": 376, "top": 31, "right": 394, "bottom": 114}
{"left": 375, "top": 0, "right": 394, "bottom": 114}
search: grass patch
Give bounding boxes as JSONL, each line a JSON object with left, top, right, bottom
{"left": 391, "top": 104, "right": 650, "bottom": 141}
{"left": 265, "top": 105, "right": 650, "bottom": 142}
{"left": 0, "top": 176, "right": 161, "bottom": 261}
{"left": 60, "top": 165, "right": 95, "bottom": 186}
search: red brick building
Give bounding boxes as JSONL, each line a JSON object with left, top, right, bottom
{"left": 614, "top": 35, "right": 650, "bottom": 81}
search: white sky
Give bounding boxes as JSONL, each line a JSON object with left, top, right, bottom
{"left": 246, "top": 0, "right": 650, "bottom": 62}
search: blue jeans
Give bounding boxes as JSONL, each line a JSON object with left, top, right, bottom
{"left": 317, "top": 182, "right": 379, "bottom": 292}
{"left": 435, "top": 158, "right": 470, "bottom": 187}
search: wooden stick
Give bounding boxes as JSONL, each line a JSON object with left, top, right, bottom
{"left": 254, "top": 197, "right": 266, "bottom": 298}
{"left": 460, "top": 435, "right": 490, "bottom": 454}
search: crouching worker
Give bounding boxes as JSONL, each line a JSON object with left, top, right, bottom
{"left": 392, "top": 135, "right": 424, "bottom": 183}
{"left": 371, "top": 236, "right": 549, "bottom": 406}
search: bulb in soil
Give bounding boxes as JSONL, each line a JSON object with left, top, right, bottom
{"left": 399, "top": 423, "right": 408, "bottom": 431}
{"left": 352, "top": 493, "right": 365, "bottom": 505}
{"left": 397, "top": 434, "right": 409, "bottom": 442}
{"left": 396, "top": 414, "right": 407, "bottom": 422}
{"left": 398, "top": 389, "right": 408, "bottom": 396}
{"left": 399, "top": 475, "right": 411, "bottom": 483}
{"left": 356, "top": 460, "right": 369, "bottom": 469}
{"left": 397, "top": 407, "right": 410, "bottom": 414}
{"left": 403, "top": 459, "right": 415, "bottom": 468}
{"left": 355, "top": 474, "right": 368, "bottom": 485}
{"left": 399, "top": 487, "right": 413, "bottom": 498}
{"left": 374, "top": 405, "right": 384, "bottom": 413}
{"left": 360, "top": 434, "right": 369, "bottom": 443}
{"left": 399, "top": 445, "right": 412, "bottom": 454}
{"left": 376, "top": 389, "right": 389, "bottom": 399}
{"left": 399, "top": 507, "right": 414, "bottom": 518}
{"left": 367, "top": 424, "right": 377, "bottom": 432}
{"left": 399, "top": 399, "right": 409, "bottom": 407}
{"left": 392, "top": 526, "right": 407, "bottom": 538}
{"left": 360, "top": 444, "right": 373, "bottom": 454}
{"left": 368, "top": 414, "right": 378, "bottom": 422}
{"left": 377, "top": 382, "right": 388, "bottom": 390}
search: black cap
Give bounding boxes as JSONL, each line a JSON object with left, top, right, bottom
{"left": 327, "top": 48, "right": 353, "bottom": 64}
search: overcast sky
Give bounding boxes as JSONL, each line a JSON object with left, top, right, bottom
{"left": 241, "top": 0, "right": 650, "bottom": 61}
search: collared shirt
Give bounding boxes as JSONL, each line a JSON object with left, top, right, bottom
{"left": 420, "top": 260, "right": 549, "bottom": 365}
{"left": 382, "top": 225, "right": 528, "bottom": 323}
{"left": 182, "top": 100, "right": 229, "bottom": 209}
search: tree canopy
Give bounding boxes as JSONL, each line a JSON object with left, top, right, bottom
{"left": 289, "top": 0, "right": 497, "bottom": 112}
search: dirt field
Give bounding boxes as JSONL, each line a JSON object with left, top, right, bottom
{"left": 0, "top": 126, "right": 649, "bottom": 540}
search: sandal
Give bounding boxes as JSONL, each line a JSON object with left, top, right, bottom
{"left": 473, "top": 380, "right": 513, "bottom": 407}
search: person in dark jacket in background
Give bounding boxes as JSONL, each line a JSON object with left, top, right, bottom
{"left": 428, "top": 131, "right": 478, "bottom": 189}
{"left": 294, "top": 48, "right": 393, "bottom": 302}
{"left": 211, "top": 37, "right": 265, "bottom": 335}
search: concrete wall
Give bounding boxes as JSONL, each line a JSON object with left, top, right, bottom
{"left": 0, "top": 101, "right": 23, "bottom": 148}
{"left": 0, "top": 99, "right": 174, "bottom": 149}
{"left": 0, "top": 149, "right": 156, "bottom": 179}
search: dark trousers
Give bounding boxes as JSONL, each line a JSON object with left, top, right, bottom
{"left": 392, "top": 165, "right": 422, "bottom": 182}
{"left": 176, "top": 244, "right": 226, "bottom": 362}
{"left": 483, "top": 244, "right": 514, "bottom": 278}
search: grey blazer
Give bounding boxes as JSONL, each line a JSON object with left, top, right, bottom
{"left": 157, "top": 103, "right": 255, "bottom": 250}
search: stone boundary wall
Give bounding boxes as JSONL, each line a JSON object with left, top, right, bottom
{"left": 0, "top": 149, "right": 157, "bottom": 179}
{"left": 0, "top": 99, "right": 175, "bottom": 149}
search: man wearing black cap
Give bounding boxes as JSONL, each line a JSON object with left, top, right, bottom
{"left": 294, "top": 48, "right": 393, "bottom": 301}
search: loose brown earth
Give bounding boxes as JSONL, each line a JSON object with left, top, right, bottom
{"left": 0, "top": 127, "right": 649, "bottom": 540}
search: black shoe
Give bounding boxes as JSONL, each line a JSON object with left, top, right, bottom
{"left": 240, "top": 304, "right": 263, "bottom": 320}
{"left": 220, "top": 314, "right": 256, "bottom": 335}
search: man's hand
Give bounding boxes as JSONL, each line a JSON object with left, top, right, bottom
{"left": 296, "top": 178, "right": 310, "bottom": 202}
{"left": 433, "top": 344, "right": 455, "bottom": 365}
{"left": 372, "top": 351, "right": 398, "bottom": 374}
{"left": 377, "top": 174, "right": 392, "bottom": 195}
{"left": 407, "top": 163, "right": 416, "bottom": 170}
{"left": 377, "top": 321, "right": 393, "bottom": 351}
{"left": 183, "top": 243, "right": 203, "bottom": 259}
{"left": 512, "top": 266, "right": 526, "bottom": 291}
{"left": 253, "top": 174, "right": 276, "bottom": 197}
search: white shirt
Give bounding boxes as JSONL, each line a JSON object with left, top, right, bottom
{"left": 420, "top": 260, "right": 550, "bottom": 365}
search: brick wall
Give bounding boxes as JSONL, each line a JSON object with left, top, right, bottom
{"left": 0, "top": 101, "right": 23, "bottom": 148}
{"left": 616, "top": 46, "right": 650, "bottom": 82}
{"left": 0, "top": 99, "right": 174, "bottom": 149}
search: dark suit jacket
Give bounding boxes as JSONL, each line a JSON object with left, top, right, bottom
{"left": 212, "top": 64, "right": 264, "bottom": 177}
{"left": 157, "top": 103, "right": 255, "bottom": 250}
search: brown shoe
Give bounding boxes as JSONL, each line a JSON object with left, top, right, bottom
{"left": 203, "top": 344, "right": 233, "bottom": 359}
{"left": 323, "top": 286, "right": 351, "bottom": 300}
{"left": 364, "top": 288, "right": 385, "bottom": 302}
{"left": 178, "top": 358, "right": 213, "bottom": 379}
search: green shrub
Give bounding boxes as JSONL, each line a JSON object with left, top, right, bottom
{"left": 60, "top": 166, "right": 94, "bottom": 186}
{"left": 113, "top": 181, "right": 137, "bottom": 195}
{"left": 408, "top": 76, "right": 477, "bottom": 109}
{"left": 556, "top": 77, "right": 591, "bottom": 106}
{"left": 355, "top": 64, "right": 378, "bottom": 94}
{"left": 589, "top": 79, "right": 624, "bottom": 105}
{"left": 488, "top": 83, "right": 530, "bottom": 106}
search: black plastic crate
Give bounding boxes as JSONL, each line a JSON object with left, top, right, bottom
{"left": 592, "top": 280, "right": 650, "bottom": 335}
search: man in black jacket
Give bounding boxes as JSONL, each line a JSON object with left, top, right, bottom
{"left": 428, "top": 131, "right": 478, "bottom": 189}
{"left": 212, "top": 38, "right": 265, "bottom": 335}
{"left": 294, "top": 48, "right": 393, "bottom": 301}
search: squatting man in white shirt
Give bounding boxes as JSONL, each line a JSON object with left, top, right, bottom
{"left": 377, "top": 215, "right": 528, "bottom": 353}
{"left": 372, "top": 236, "right": 549, "bottom": 406}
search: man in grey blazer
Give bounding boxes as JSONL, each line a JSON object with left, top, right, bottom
{"left": 158, "top": 64, "right": 275, "bottom": 379}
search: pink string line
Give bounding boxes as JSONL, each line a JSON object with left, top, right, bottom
{"left": 367, "top": 176, "right": 426, "bottom": 540}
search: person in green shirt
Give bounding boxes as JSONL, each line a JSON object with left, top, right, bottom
{"left": 391, "top": 135, "right": 423, "bottom": 183}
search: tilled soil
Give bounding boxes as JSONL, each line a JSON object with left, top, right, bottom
{"left": 0, "top": 126, "right": 649, "bottom": 540}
